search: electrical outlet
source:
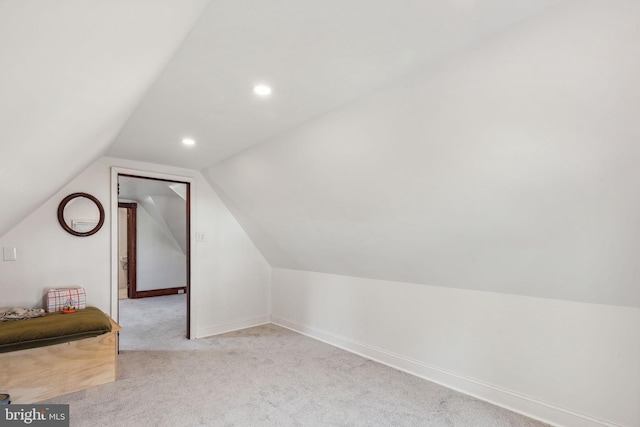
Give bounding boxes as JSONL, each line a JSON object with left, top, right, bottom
{"left": 196, "top": 232, "right": 206, "bottom": 242}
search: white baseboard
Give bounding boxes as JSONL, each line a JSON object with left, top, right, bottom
{"left": 195, "top": 315, "right": 271, "bottom": 338}
{"left": 271, "top": 316, "right": 620, "bottom": 427}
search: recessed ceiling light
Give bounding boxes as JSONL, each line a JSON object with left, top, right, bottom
{"left": 182, "top": 138, "right": 195, "bottom": 146}
{"left": 252, "top": 84, "right": 272, "bottom": 96}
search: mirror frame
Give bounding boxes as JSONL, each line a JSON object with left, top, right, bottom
{"left": 57, "top": 192, "right": 105, "bottom": 237}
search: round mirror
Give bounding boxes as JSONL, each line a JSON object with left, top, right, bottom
{"left": 57, "top": 193, "right": 105, "bottom": 237}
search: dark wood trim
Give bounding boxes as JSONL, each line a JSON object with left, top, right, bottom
{"left": 132, "top": 287, "right": 187, "bottom": 298}
{"left": 119, "top": 173, "right": 184, "bottom": 184}
{"left": 185, "top": 182, "right": 191, "bottom": 338}
{"left": 119, "top": 202, "right": 137, "bottom": 299}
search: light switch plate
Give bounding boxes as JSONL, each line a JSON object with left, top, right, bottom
{"left": 3, "top": 247, "right": 17, "bottom": 261}
{"left": 196, "top": 232, "right": 206, "bottom": 242}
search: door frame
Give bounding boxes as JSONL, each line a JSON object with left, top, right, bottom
{"left": 110, "top": 167, "right": 194, "bottom": 339}
{"left": 118, "top": 202, "right": 137, "bottom": 299}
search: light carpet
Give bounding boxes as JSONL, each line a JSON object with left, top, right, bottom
{"left": 43, "top": 294, "right": 550, "bottom": 427}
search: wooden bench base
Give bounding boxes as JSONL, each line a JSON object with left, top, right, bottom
{"left": 0, "top": 318, "right": 121, "bottom": 403}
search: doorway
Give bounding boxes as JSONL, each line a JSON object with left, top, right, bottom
{"left": 117, "top": 173, "right": 191, "bottom": 338}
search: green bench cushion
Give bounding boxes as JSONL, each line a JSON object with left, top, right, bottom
{"left": 0, "top": 307, "right": 112, "bottom": 353}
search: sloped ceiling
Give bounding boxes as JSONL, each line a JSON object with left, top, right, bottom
{"left": 119, "top": 176, "right": 187, "bottom": 254}
{"left": 4, "top": 1, "right": 639, "bottom": 306}
{"left": 0, "top": 0, "right": 209, "bottom": 237}
{"left": 203, "top": 0, "right": 640, "bottom": 307}
{"left": 107, "top": 0, "right": 561, "bottom": 168}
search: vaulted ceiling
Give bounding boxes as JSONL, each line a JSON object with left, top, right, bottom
{"left": 0, "top": 0, "right": 209, "bottom": 237}
{"left": 2, "top": 0, "right": 639, "bottom": 307}
{"left": 107, "top": 0, "right": 560, "bottom": 168}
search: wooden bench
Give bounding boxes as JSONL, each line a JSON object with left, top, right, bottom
{"left": 0, "top": 309, "right": 121, "bottom": 403}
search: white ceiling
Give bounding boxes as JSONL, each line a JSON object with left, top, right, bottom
{"left": 204, "top": 0, "right": 640, "bottom": 307}
{"left": 6, "top": 0, "right": 638, "bottom": 307}
{"left": 1, "top": 0, "right": 563, "bottom": 238}
{"left": 107, "top": 0, "right": 561, "bottom": 169}
{"left": 0, "top": 0, "right": 209, "bottom": 237}
{"left": 118, "top": 176, "right": 186, "bottom": 202}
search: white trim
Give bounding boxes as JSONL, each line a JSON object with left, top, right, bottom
{"left": 195, "top": 315, "right": 272, "bottom": 338}
{"left": 271, "top": 316, "right": 622, "bottom": 427}
{"left": 110, "top": 166, "right": 195, "bottom": 334}
{"left": 110, "top": 168, "right": 119, "bottom": 321}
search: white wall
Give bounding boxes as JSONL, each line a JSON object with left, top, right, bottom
{"left": 0, "top": 0, "right": 210, "bottom": 238}
{"left": 205, "top": 0, "right": 640, "bottom": 308}
{"left": 135, "top": 204, "right": 186, "bottom": 291}
{"left": 151, "top": 194, "right": 188, "bottom": 254}
{"left": 0, "top": 157, "right": 271, "bottom": 338}
{"left": 272, "top": 268, "right": 640, "bottom": 427}
{"left": 0, "top": 159, "right": 112, "bottom": 310}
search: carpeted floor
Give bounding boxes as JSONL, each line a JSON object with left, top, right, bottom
{"left": 42, "top": 294, "right": 550, "bottom": 427}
